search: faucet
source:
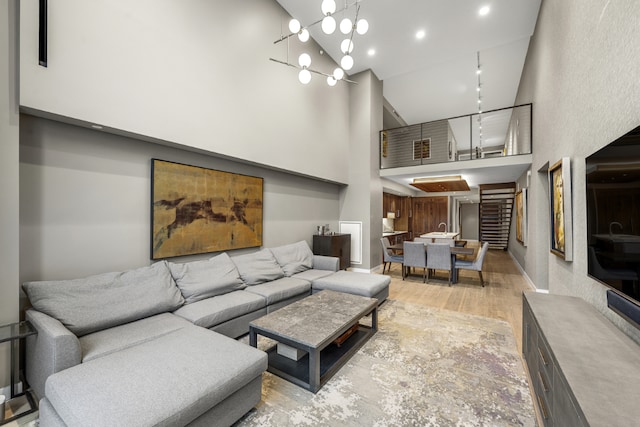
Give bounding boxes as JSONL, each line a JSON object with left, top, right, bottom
{"left": 609, "top": 221, "right": 623, "bottom": 236}
{"left": 438, "top": 222, "right": 447, "bottom": 233}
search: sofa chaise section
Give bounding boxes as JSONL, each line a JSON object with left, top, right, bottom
{"left": 23, "top": 261, "right": 186, "bottom": 400}
{"left": 39, "top": 325, "right": 266, "bottom": 427}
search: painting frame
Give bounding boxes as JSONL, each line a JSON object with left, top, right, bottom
{"left": 151, "top": 159, "right": 263, "bottom": 259}
{"left": 515, "top": 188, "right": 528, "bottom": 246}
{"left": 548, "top": 157, "right": 573, "bottom": 261}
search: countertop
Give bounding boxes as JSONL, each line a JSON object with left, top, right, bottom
{"left": 420, "top": 232, "right": 460, "bottom": 239}
{"left": 383, "top": 231, "right": 408, "bottom": 237}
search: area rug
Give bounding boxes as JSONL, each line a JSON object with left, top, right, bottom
{"left": 235, "top": 299, "right": 535, "bottom": 427}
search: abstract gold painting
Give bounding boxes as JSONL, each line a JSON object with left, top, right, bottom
{"left": 151, "top": 159, "right": 263, "bottom": 259}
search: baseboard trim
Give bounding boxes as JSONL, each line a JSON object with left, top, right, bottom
{"left": 506, "top": 250, "right": 541, "bottom": 292}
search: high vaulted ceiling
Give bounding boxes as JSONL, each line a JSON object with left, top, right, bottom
{"left": 274, "top": 0, "right": 541, "bottom": 126}
{"left": 273, "top": 0, "right": 541, "bottom": 195}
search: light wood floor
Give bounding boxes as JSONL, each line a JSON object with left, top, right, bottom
{"left": 386, "top": 241, "right": 535, "bottom": 350}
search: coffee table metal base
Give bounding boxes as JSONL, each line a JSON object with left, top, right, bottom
{"left": 251, "top": 321, "right": 376, "bottom": 393}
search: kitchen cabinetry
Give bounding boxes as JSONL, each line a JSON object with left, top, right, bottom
{"left": 522, "top": 292, "right": 640, "bottom": 427}
{"left": 313, "top": 234, "right": 351, "bottom": 270}
{"left": 412, "top": 196, "right": 447, "bottom": 236}
{"left": 382, "top": 193, "right": 411, "bottom": 237}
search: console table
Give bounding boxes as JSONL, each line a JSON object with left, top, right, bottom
{"left": 313, "top": 233, "right": 351, "bottom": 270}
{"left": 0, "top": 321, "right": 37, "bottom": 425}
{"left": 522, "top": 292, "right": 640, "bottom": 426}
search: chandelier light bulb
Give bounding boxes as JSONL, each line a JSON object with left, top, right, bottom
{"left": 298, "top": 69, "right": 311, "bottom": 84}
{"left": 321, "top": 0, "right": 336, "bottom": 15}
{"left": 340, "top": 18, "right": 353, "bottom": 34}
{"left": 333, "top": 67, "right": 345, "bottom": 80}
{"left": 327, "top": 76, "right": 337, "bottom": 86}
{"left": 356, "top": 19, "right": 369, "bottom": 35}
{"left": 321, "top": 16, "right": 336, "bottom": 34}
{"left": 298, "top": 28, "right": 310, "bottom": 42}
{"left": 341, "top": 54, "right": 354, "bottom": 71}
{"left": 289, "top": 19, "right": 301, "bottom": 34}
{"left": 298, "top": 53, "right": 311, "bottom": 68}
{"left": 340, "top": 39, "right": 354, "bottom": 54}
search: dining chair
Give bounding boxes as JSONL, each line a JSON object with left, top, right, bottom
{"left": 426, "top": 243, "right": 452, "bottom": 285}
{"left": 380, "top": 237, "right": 404, "bottom": 277}
{"left": 454, "top": 241, "right": 490, "bottom": 286}
{"left": 402, "top": 241, "right": 427, "bottom": 282}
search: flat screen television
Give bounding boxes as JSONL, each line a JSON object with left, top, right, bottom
{"left": 586, "top": 125, "right": 640, "bottom": 328}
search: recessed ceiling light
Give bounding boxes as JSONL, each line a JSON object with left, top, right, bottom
{"left": 367, "top": 48, "right": 376, "bottom": 56}
{"left": 479, "top": 5, "right": 490, "bottom": 16}
{"left": 415, "top": 29, "right": 426, "bottom": 40}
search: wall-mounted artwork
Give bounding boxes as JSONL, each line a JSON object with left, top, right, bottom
{"left": 151, "top": 159, "right": 263, "bottom": 259}
{"left": 549, "top": 157, "right": 572, "bottom": 261}
{"left": 515, "top": 188, "right": 528, "bottom": 246}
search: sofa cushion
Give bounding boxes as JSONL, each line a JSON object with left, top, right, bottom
{"left": 292, "top": 268, "right": 335, "bottom": 282}
{"left": 173, "top": 290, "right": 266, "bottom": 329}
{"left": 311, "top": 270, "right": 391, "bottom": 299}
{"left": 269, "top": 241, "right": 314, "bottom": 277}
{"left": 168, "top": 253, "right": 246, "bottom": 304}
{"left": 79, "top": 313, "right": 192, "bottom": 363}
{"left": 45, "top": 325, "right": 267, "bottom": 427}
{"left": 243, "top": 277, "right": 311, "bottom": 305}
{"left": 22, "top": 261, "right": 184, "bottom": 337}
{"left": 231, "top": 249, "right": 284, "bottom": 285}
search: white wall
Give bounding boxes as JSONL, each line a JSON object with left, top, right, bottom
{"left": 19, "top": 0, "right": 350, "bottom": 184}
{"left": 20, "top": 115, "right": 342, "bottom": 282}
{"left": 0, "top": 0, "right": 19, "bottom": 391}
{"left": 516, "top": 0, "right": 640, "bottom": 341}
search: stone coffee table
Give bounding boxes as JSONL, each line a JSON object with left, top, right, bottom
{"left": 249, "top": 289, "right": 378, "bottom": 393}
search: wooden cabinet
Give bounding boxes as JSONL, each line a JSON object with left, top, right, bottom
{"left": 522, "top": 292, "right": 640, "bottom": 427}
{"left": 412, "top": 196, "right": 448, "bottom": 236}
{"left": 383, "top": 193, "right": 412, "bottom": 236}
{"left": 313, "top": 234, "right": 351, "bottom": 270}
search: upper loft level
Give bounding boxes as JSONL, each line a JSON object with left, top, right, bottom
{"left": 380, "top": 104, "right": 531, "bottom": 171}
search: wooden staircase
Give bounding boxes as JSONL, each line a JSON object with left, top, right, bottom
{"left": 479, "top": 183, "right": 516, "bottom": 250}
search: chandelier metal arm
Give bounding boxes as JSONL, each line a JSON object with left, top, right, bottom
{"left": 269, "top": 58, "right": 358, "bottom": 84}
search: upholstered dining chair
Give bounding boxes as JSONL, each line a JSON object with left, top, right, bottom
{"left": 426, "top": 243, "right": 452, "bottom": 285}
{"left": 454, "top": 241, "right": 490, "bottom": 287}
{"left": 402, "top": 241, "right": 428, "bottom": 282}
{"left": 380, "top": 237, "right": 404, "bottom": 277}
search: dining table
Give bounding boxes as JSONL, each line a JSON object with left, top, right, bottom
{"left": 388, "top": 241, "right": 475, "bottom": 284}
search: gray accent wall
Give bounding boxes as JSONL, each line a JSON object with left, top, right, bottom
{"left": 0, "top": 0, "right": 19, "bottom": 391}
{"left": 19, "top": 115, "right": 342, "bottom": 282}
{"left": 515, "top": 0, "right": 640, "bottom": 342}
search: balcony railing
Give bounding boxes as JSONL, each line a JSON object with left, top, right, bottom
{"left": 380, "top": 104, "right": 532, "bottom": 169}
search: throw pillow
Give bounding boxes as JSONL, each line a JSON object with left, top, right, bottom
{"left": 168, "top": 253, "right": 246, "bottom": 304}
{"left": 231, "top": 248, "right": 284, "bottom": 285}
{"left": 22, "top": 261, "right": 184, "bottom": 337}
{"left": 269, "top": 240, "right": 314, "bottom": 276}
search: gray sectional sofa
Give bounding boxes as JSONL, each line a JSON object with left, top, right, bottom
{"left": 22, "top": 240, "right": 389, "bottom": 427}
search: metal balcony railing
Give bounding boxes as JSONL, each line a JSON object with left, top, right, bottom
{"left": 380, "top": 104, "right": 532, "bottom": 169}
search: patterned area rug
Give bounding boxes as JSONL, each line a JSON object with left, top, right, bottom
{"left": 235, "top": 299, "right": 535, "bottom": 427}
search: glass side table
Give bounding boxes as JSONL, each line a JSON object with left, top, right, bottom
{"left": 0, "top": 321, "right": 37, "bottom": 425}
